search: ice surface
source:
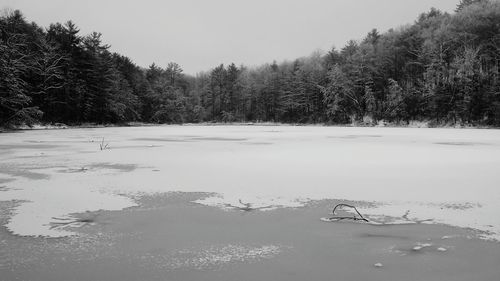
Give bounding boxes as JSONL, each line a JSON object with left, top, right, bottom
{"left": 165, "top": 244, "right": 283, "bottom": 270}
{"left": 1, "top": 125, "right": 500, "bottom": 239}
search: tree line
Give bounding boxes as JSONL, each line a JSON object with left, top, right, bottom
{"left": 1, "top": 0, "right": 500, "bottom": 128}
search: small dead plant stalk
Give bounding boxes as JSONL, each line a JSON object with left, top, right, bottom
{"left": 100, "top": 137, "right": 109, "bottom": 150}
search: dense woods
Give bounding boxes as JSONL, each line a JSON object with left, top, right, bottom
{"left": 1, "top": 0, "right": 500, "bottom": 128}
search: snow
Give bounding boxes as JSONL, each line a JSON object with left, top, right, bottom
{"left": 1, "top": 125, "right": 500, "bottom": 239}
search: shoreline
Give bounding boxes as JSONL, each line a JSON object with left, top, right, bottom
{"left": 2, "top": 121, "right": 499, "bottom": 133}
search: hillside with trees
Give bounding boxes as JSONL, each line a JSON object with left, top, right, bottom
{"left": 1, "top": 0, "right": 500, "bottom": 128}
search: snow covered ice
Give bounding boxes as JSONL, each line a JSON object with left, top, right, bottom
{"left": 1, "top": 125, "right": 500, "bottom": 240}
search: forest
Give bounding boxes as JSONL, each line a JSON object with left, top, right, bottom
{"left": 1, "top": 0, "right": 500, "bottom": 128}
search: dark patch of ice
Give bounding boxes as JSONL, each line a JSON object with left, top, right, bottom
{"left": 434, "top": 142, "right": 489, "bottom": 146}
{"left": 240, "top": 142, "right": 273, "bottom": 145}
{"left": 189, "top": 137, "right": 248, "bottom": 142}
{"left": 439, "top": 202, "right": 482, "bottom": 210}
{"left": 0, "top": 165, "right": 50, "bottom": 180}
{"left": 110, "top": 144, "right": 162, "bottom": 150}
{"left": 24, "top": 140, "right": 88, "bottom": 144}
{"left": 132, "top": 137, "right": 190, "bottom": 142}
{"left": 328, "top": 135, "right": 382, "bottom": 139}
{"left": 88, "top": 163, "right": 138, "bottom": 173}
{"left": 0, "top": 178, "right": 15, "bottom": 184}
{"left": 57, "top": 167, "right": 90, "bottom": 174}
{"left": 0, "top": 144, "right": 61, "bottom": 150}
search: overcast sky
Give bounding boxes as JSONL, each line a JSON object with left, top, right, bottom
{"left": 1, "top": 0, "right": 459, "bottom": 74}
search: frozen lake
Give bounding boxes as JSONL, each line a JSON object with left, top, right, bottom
{"left": 1, "top": 125, "right": 500, "bottom": 239}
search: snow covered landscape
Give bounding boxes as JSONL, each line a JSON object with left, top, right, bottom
{"left": 3, "top": 1, "right": 500, "bottom": 279}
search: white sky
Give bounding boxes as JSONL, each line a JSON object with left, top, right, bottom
{"left": 1, "top": 0, "right": 458, "bottom": 74}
